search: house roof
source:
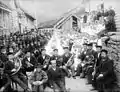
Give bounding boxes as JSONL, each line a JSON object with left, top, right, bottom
{"left": 38, "top": 7, "right": 85, "bottom": 29}
{"left": 0, "top": 0, "right": 12, "bottom": 11}
{"left": 21, "top": 8, "right": 36, "bottom": 20}
{"left": 14, "top": 0, "right": 35, "bottom": 20}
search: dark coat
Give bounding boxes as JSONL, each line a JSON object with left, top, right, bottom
{"left": 62, "top": 53, "right": 72, "bottom": 65}
{"left": 95, "top": 52, "right": 101, "bottom": 67}
{"left": 47, "top": 67, "right": 64, "bottom": 82}
{"left": 79, "top": 50, "right": 87, "bottom": 62}
{"left": 96, "top": 58, "right": 116, "bottom": 84}
{"left": 22, "top": 56, "right": 37, "bottom": 72}
{"left": 50, "top": 55, "right": 62, "bottom": 67}
{"left": 37, "top": 54, "right": 50, "bottom": 65}
{"left": 0, "top": 53, "right": 8, "bottom": 63}
{"left": 4, "top": 61, "right": 15, "bottom": 75}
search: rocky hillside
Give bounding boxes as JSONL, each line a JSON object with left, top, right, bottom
{"left": 102, "top": 32, "right": 120, "bottom": 88}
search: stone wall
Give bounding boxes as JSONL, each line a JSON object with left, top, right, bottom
{"left": 102, "top": 32, "right": 120, "bottom": 87}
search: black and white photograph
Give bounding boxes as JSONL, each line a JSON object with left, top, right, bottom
{"left": 0, "top": 0, "right": 120, "bottom": 92}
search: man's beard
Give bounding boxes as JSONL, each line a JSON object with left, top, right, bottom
{"left": 101, "top": 56, "right": 107, "bottom": 61}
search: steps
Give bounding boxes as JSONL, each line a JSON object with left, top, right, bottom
{"left": 114, "top": 8, "right": 120, "bottom": 32}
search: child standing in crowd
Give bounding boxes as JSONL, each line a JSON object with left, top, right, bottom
{"left": 30, "top": 64, "right": 48, "bottom": 92}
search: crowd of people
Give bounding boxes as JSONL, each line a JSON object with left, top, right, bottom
{"left": 0, "top": 6, "right": 117, "bottom": 92}
{"left": 0, "top": 35, "right": 117, "bottom": 92}
{"left": 76, "top": 42, "right": 117, "bottom": 92}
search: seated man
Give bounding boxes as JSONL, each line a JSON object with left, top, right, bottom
{"left": 4, "top": 53, "right": 30, "bottom": 92}
{"left": 95, "top": 49, "right": 116, "bottom": 92}
{"left": 0, "top": 67, "right": 12, "bottom": 92}
{"left": 47, "top": 60, "right": 66, "bottom": 92}
{"left": 30, "top": 64, "right": 48, "bottom": 92}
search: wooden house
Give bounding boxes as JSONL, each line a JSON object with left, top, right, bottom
{"left": 14, "top": 0, "right": 36, "bottom": 34}
{"left": 0, "top": 0, "right": 12, "bottom": 36}
{"left": 38, "top": 7, "right": 85, "bottom": 33}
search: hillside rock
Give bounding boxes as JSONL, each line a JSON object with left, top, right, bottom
{"left": 102, "top": 32, "right": 120, "bottom": 87}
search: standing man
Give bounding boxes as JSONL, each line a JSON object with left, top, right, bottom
{"left": 48, "top": 60, "right": 66, "bottom": 92}
{"left": 37, "top": 49, "right": 50, "bottom": 71}
{"left": 91, "top": 45, "right": 102, "bottom": 91}
{"left": 50, "top": 49, "right": 62, "bottom": 67}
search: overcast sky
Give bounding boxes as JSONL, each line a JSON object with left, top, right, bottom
{"left": 19, "top": 0, "right": 119, "bottom": 23}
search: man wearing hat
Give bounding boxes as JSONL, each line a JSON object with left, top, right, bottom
{"left": 62, "top": 46, "right": 74, "bottom": 78}
{"left": 91, "top": 45, "right": 102, "bottom": 91}
{"left": 77, "top": 43, "right": 88, "bottom": 78}
{"left": 80, "top": 43, "right": 97, "bottom": 83}
{"left": 30, "top": 64, "right": 48, "bottom": 92}
{"left": 86, "top": 43, "right": 97, "bottom": 83}
{"left": 94, "top": 49, "right": 116, "bottom": 92}
{"left": 50, "top": 49, "right": 62, "bottom": 67}
{"left": 76, "top": 43, "right": 87, "bottom": 78}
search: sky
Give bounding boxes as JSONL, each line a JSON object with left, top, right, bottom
{"left": 18, "top": 0, "right": 120, "bottom": 23}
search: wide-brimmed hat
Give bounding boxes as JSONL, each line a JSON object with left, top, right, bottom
{"left": 87, "top": 43, "right": 93, "bottom": 46}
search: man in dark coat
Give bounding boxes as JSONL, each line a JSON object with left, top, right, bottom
{"left": 79, "top": 43, "right": 96, "bottom": 79}
{"left": 94, "top": 49, "right": 116, "bottom": 92}
{"left": 22, "top": 51, "right": 37, "bottom": 75}
{"left": 76, "top": 43, "right": 88, "bottom": 77}
{"left": 50, "top": 49, "right": 62, "bottom": 67}
{"left": 95, "top": 45, "right": 102, "bottom": 67}
{"left": 62, "top": 47, "right": 73, "bottom": 78}
{"left": 81, "top": 43, "right": 97, "bottom": 84}
{"left": 47, "top": 60, "right": 66, "bottom": 92}
{"left": 37, "top": 49, "right": 50, "bottom": 71}
{"left": 0, "top": 46, "right": 8, "bottom": 63}
{"left": 91, "top": 45, "right": 102, "bottom": 91}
